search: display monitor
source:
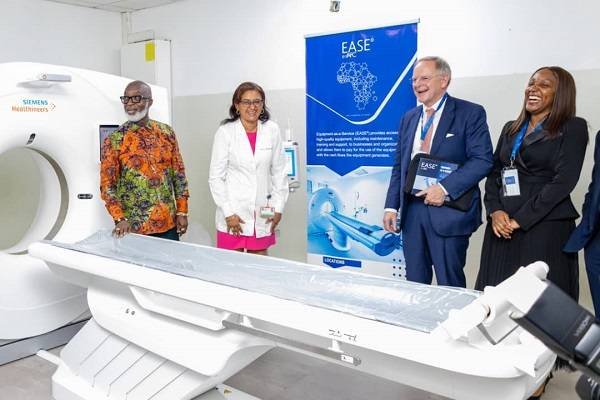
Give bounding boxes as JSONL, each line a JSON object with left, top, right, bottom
{"left": 285, "top": 148, "right": 295, "bottom": 177}
{"left": 99, "top": 125, "right": 119, "bottom": 160}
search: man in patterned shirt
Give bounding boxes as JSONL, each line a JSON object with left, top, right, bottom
{"left": 100, "top": 80, "right": 189, "bottom": 240}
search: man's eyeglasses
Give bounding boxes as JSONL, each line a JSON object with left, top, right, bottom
{"left": 120, "top": 95, "right": 152, "bottom": 104}
{"left": 411, "top": 75, "right": 440, "bottom": 84}
{"left": 238, "top": 99, "right": 264, "bottom": 107}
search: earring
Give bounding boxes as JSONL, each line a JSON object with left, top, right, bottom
{"left": 260, "top": 110, "right": 264, "bottom": 115}
{"left": 236, "top": 109, "right": 240, "bottom": 115}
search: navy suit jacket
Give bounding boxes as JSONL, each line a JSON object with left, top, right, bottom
{"left": 564, "top": 130, "right": 600, "bottom": 252}
{"left": 384, "top": 95, "right": 493, "bottom": 237}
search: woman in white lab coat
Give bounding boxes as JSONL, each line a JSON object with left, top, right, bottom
{"left": 208, "top": 82, "right": 289, "bottom": 255}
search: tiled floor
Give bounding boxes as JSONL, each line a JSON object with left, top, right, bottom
{"left": 0, "top": 347, "right": 582, "bottom": 400}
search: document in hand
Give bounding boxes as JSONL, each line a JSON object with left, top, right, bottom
{"left": 404, "top": 153, "right": 474, "bottom": 211}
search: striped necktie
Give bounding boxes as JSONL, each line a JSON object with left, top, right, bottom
{"left": 420, "top": 107, "right": 435, "bottom": 153}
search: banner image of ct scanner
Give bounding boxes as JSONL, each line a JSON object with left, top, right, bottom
{"left": 308, "top": 185, "right": 401, "bottom": 257}
{"left": 0, "top": 62, "right": 169, "bottom": 364}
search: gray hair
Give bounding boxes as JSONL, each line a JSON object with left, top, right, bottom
{"left": 125, "top": 80, "right": 152, "bottom": 98}
{"left": 417, "top": 56, "right": 452, "bottom": 83}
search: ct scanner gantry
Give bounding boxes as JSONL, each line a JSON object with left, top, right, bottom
{"left": 0, "top": 62, "right": 169, "bottom": 364}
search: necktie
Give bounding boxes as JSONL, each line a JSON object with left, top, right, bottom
{"left": 420, "top": 107, "right": 435, "bottom": 153}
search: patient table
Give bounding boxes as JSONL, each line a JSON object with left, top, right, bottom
{"left": 29, "top": 231, "right": 555, "bottom": 400}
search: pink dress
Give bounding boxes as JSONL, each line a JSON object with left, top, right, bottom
{"left": 216, "top": 130, "right": 276, "bottom": 251}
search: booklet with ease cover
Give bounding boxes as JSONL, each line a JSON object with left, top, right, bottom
{"left": 404, "top": 153, "right": 474, "bottom": 211}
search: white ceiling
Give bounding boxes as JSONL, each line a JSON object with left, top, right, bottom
{"left": 44, "top": 0, "right": 184, "bottom": 12}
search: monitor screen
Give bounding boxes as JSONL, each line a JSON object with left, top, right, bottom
{"left": 99, "top": 124, "right": 119, "bottom": 160}
{"left": 285, "top": 148, "right": 297, "bottom": 178}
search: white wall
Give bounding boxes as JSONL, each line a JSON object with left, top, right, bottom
{"left": 130, "top": 0, "right": 600, "bottom": 95}
{"left": 0, "top": 0, "right": 122, "bottom": 74}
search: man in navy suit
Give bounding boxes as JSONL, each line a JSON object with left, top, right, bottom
{"left": 564, "top": 131, "right": 600, "bottom": 315}
{"left": 383, "top": 56, "right": 493, "bottom": 287}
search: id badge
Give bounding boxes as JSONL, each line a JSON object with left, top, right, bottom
{"left": 501, "top": 167, "right": 521, "bottom": 197}
{"left": 260, "top": 206, "right": 275, "bottom": 218}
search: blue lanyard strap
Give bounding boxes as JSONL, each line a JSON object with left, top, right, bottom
{"left": 420, "top": 93, "right": 448, "bottom": 141}
{"left": 510, "top": 119, "right": 544, "bottom": 165}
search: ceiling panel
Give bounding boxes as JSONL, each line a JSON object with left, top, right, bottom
{"left": 112, "top": 0, "right": 180, "bottom": 10}
{"left": 44, "top": 0, "right": 183, "bottom": 12}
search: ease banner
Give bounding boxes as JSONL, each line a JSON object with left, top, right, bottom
{"left": 306, "top": 22, "right": 418, "bottom": 278}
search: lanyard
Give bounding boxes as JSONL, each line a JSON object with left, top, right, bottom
{"left": 509, "top": 119, "right": 544, "bottom": 167}
{"left": 420, "top": 93, "right": 448, "bottom": 141}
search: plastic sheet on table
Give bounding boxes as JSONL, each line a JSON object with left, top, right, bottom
{"left": 46, "top": 230, "right": 480, "bottom": 333}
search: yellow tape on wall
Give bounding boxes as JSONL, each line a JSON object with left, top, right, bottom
{"left": 145, "top": 42, "right": 155, "bottom": 62}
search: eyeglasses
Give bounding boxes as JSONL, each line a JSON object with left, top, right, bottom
{"left": 238, "top": 99, "right": 264, "bottom": 107}
{"left": 120, "top": 95, "right": 152, "bottom": 104}
{"left": 411, "top": 75, "right": 439, "bottom": 84}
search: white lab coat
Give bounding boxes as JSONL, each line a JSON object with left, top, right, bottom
{"left": 208, "top": 119, "right": 289, "bottom": 238}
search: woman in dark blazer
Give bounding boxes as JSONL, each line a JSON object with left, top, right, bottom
{"left": 476, "top": 66, "right": 588, "bottom": 399}
{"left": 476, "top": 66, "right": 588, "bottom": 301}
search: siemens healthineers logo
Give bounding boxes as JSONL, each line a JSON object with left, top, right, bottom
{"left": 11, "top": 98, "right": 55, "bottom": 112}
{"left": 341, "top": 37, "right": 374, "bottom": 59}
{"left": 23, "top": 99, "right": 48, "bottom": 106}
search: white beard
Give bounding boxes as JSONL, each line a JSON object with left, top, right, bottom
{"left": 126, "top": 104, "right": 149, "bottom": 122}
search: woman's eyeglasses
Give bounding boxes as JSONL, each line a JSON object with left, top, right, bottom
{"left": 238, "top": 99, "right": 264, "bottom": 107}
{"left": 120, "top": 95, "right": 152, "bottom": 104}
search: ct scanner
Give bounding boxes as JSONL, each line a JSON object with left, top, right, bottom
{"left": 29, "top": 231, "right": 556, "bottom": 400}
{"left": 0, "top": 62, "right": 170, "bottom": 363}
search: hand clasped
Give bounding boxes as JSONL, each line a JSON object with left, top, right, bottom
{"left": 416, "top": 184, "right": 445, "bottom": 207}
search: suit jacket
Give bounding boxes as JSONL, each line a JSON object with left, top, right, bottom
{"left": 564, "top": 130, "right": 600, "bottom": 252}
{"left": 485, "top": 117, "right": 588, "bottom": 232}
{"left": 384, "top": 95, "right": 493, "bottom": 237}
